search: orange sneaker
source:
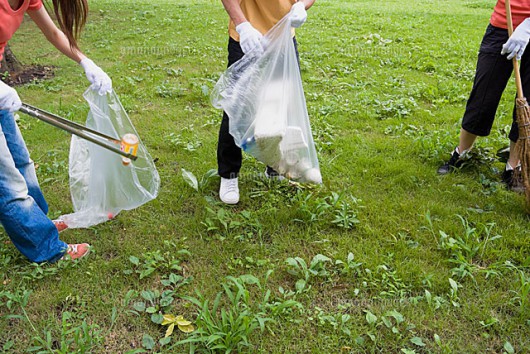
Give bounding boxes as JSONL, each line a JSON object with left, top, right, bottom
{"left": 61, "top": 243, "right": 91, "bottom": 261}
{"left": 53, "top": 220, "right": 69, "bottom": 233}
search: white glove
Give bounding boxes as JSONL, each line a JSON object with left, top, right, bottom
{"left": 79, "top": 58, "right": 112, "bottom": 95}
{"left": 502, "top": 18, "right": 530, "bottom": 60}
{"left": 290, "top": 2, "right": 307, "bottom": 28}
{"left": 0, "top": 81, "right": 21, "bottom": 112}
{"left": 236, "top": 22, "right": 264, "bottom": 54}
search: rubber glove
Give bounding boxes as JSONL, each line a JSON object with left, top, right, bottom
{"left": 290, "top": 2, "right": 307, "bottom": 28}
{"left": 502, "top": 18, "right": 530, "bottom": 60}
{"left": 236, "top": 22, "right": 264, "bottom": 54}
{"left": 0, "top": 81, "right": 21, "bottom": 112}
{"left": 79, "top": 58, "right": 112, "bottom": 95}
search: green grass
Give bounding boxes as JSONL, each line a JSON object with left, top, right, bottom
{"left": 1, "top": 0, "right": 529, "bottom": 352}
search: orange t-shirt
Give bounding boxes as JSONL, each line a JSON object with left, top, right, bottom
{"left": 0, "top": 0, "right": 42, "bottom": 61}
{"left": 228, "top": 0, "right": 296, "bottom": 41}
{"left": 490, "top": 0, "right": 530, "bottom": 29}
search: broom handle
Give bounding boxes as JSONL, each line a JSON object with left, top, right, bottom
{"left": 505, "top": 0, "right": 525, "bottom": 99}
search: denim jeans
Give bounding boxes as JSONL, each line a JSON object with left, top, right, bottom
{"left": 0, "top": 110, "right": 66, "bottom": 263}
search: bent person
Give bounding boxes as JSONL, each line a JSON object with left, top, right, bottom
{"left": 0, "top": 0, "right": 112, "bottom": 262}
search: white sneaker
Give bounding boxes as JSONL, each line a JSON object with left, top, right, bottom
{"left": 219, "top": 177, "right": 239, "bottom": 204}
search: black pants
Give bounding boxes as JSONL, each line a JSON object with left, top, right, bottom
{"left": 217, "top": 37, "right": 299, "bottom": 179}
{"left": 462, "top": 24, "right": 530, "bottom": 142}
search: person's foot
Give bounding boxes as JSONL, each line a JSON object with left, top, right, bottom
{"left": 61, "top": 243, "right": 91, "bottom": 261}
{"left": 219, "top": 177, "right": 239, "bottom": 204}
{"left": 496, "top": 146, "right": 510, "bottom": 163}
{"left": 265, "top": 166, "right": 285, "bottom": 181}
{"left": 501, "top": 166, "right": 525, "bottom": 193}
{"left": 53, "top": 219, "right": 68, "bottom": 233}
{"left": 4, "top": 219, "right": 68, "bottom": 246}
{"left": 437, "top": 149, "right": 464, "bottom": 175}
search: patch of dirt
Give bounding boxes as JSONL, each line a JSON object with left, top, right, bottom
{"left": 1, "top": 65, "right": 55, "bottom": 86}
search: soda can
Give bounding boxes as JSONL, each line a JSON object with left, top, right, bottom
{"left": 121, "top": 133, "right": 139, "bottom": 165}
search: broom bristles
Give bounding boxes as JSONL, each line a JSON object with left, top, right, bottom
{"left": 514, "top": 97, "right": 530, "bottom": 211}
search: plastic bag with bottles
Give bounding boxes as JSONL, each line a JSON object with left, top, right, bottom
{"left": 211, "top": 11, "right": 322, "bottom": 184}
{"left": 60, "top": 88, "right": 160, "bottom": 228}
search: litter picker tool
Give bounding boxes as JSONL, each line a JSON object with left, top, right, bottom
{"left": 19, "top": 103, "right": 138, "bottom": 162}
{"left": 506, "top": 0, "right": 530, "bottom": 210}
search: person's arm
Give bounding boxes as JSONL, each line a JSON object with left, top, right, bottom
{"left": 27, "top": 7, "right": 84, "bottom": 62}
{"left": 221, "top": 0, "right": 264, "bottom": 54}
{"left": 290, "top": 0, "right": 316, "bottom": 28}
{"left": 221, "top": 0, "right": 247, "bottom": 27}
{"left": 27, "top": 7, "right": 112, "bottom": 94}
{"left": 0, "top": 81, "right": 21, "bottom": 112}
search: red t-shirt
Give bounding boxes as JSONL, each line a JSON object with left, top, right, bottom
{"left": 0, "top": 0, "right": 42, "bottom": 61}
{"left": 490, "top": 0, "right": 530, "bottom": 29}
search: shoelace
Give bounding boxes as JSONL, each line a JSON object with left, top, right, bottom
{"left": 67, "top": 244, "right": 79, "bottom": 254}
{"left": 224, "top": 179, "right": 238, "bottom": 194}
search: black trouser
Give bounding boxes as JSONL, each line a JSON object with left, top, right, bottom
{"left": 217, "top": 37, "right": 299, "bottom": 179}
{"left": 462, "top": 24, "right": 530, "bottom": 142}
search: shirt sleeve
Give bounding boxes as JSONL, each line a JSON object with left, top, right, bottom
{"left": 27, "top": 0, "right": 43, "bottom": 11}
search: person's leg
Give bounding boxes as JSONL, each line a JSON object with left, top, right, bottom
{"left": 461, "top": 26, "right": 513, "bottom": 140}
{"left": 293, "top": 37, "right": 300, "bottom": 67}
{"left": 458, "top": 129, "right": 478, "bottom": 154}
{"left": 507, "top": 40, "right": 530, "bottom": 167}
{"left": 1, "top": 110, "right": 48, "bottom": 212}
{"left": 217, "top": 38, "right": 245, "bottom": 179}
{"left": 0, "top": 110, "right": 66, "bottom": 263}
{"left": 508, "top": 140, "right": 518, "bottom": 168}
{"left": 218, "top": 111, "right": 242, "bottom": 179}
{"left": 218, "top": 38, "right": 246, "bottom": 204}
{"left": 439, "top": 25, "right": 513, "bottom": 174}
{"left": 500, "top": 42, "right": 530, "bottom": 191}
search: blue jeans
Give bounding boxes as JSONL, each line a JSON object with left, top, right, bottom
{"left": 0, "top": 110, "right": 66, "bottom": 263}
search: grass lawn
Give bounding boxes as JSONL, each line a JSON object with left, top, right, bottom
{"left": 1, "top": 0, "right": 529, "bottom": 352}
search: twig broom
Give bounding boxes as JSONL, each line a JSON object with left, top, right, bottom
{"left": 506, "top": 0, "right": 530, "bottom": 211}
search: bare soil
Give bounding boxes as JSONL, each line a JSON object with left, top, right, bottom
{"left": 1, "top": 65, "right": 55, "bottom": 86}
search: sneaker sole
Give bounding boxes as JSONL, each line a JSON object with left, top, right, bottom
{"left": 220, "top": 197, "right": 239, "bottom": 205}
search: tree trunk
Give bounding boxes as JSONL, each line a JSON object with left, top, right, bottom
{"left": 0, "top": 45, "right": 24, "bottom": 80}
{"left": 1, "top": 45, "right": 54, "bottom": 85}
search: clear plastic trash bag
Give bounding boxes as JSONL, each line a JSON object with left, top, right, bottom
{"left": 211, "top": 12, "right": 322, "bottom": 184}
{"left": 60, "top": 88, "right": 160, "bottom": 228}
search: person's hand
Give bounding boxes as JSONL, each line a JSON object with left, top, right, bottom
{"left": 236, "top": 22, "right": 264, "bottom": 54}
{"left": 0, "top": 81, "right": 21, "bottom": 112}
{"left": 502, "top": 18, "right": 530, "bottom": 60}
{"left": 290, "top": 2, "right": 307, "bottom": 28}
{"left": 79, "top": 58, "right": 112, "bottom": 95}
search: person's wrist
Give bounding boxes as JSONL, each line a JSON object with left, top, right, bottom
{"left": 236, "top": 21, "right": 252, "bottom": 35}
{"left": 523, "top": 18, "right": 530, "bottom": 33}
{"left": 79, "top": 58, "right": 94, "bottom": 70}
{"left": 294, "top": 1, "right": 306, "bottom": 9}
